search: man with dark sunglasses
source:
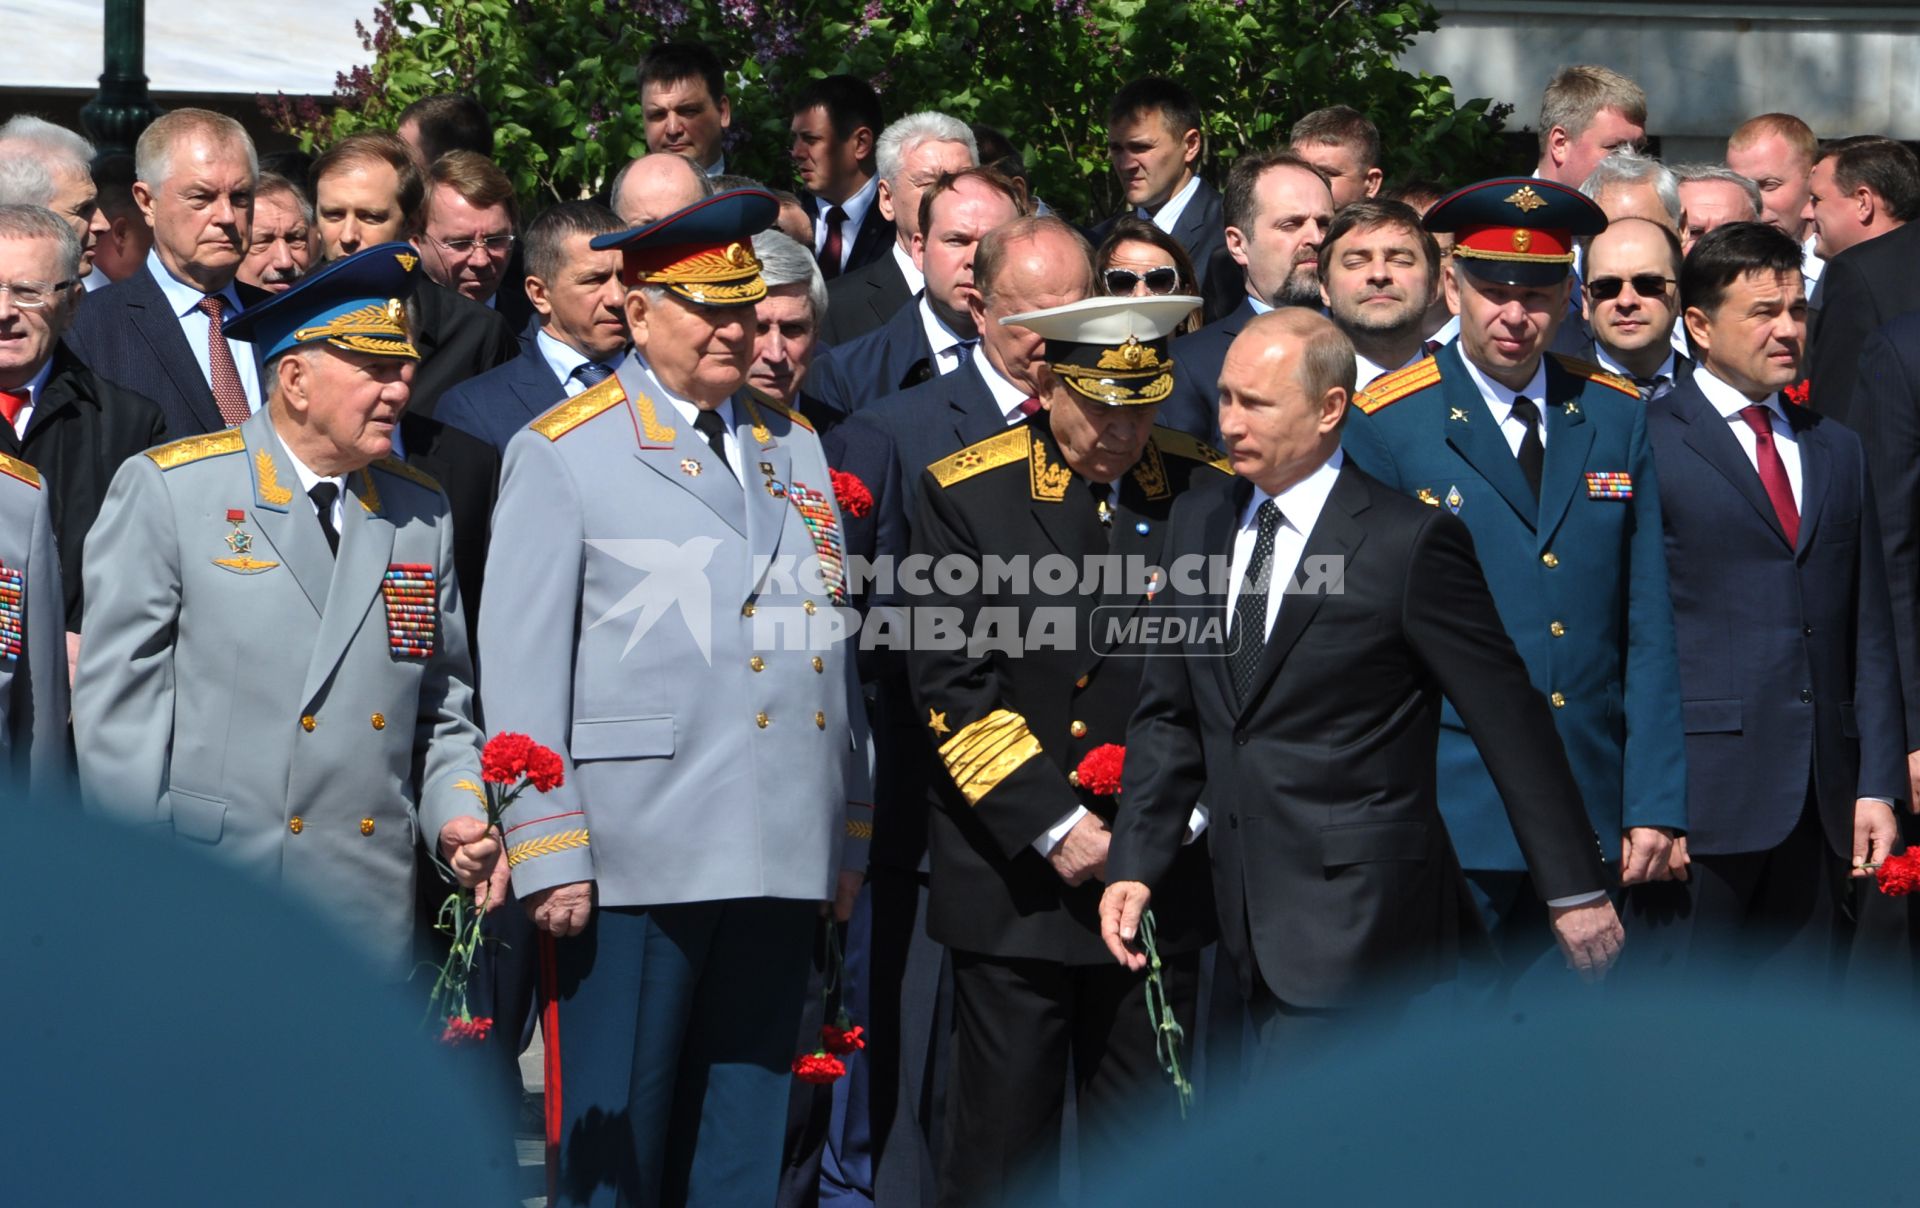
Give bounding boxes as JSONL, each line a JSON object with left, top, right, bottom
{"left": 1580, "top": 217, "right": 1691, "bottom": 400}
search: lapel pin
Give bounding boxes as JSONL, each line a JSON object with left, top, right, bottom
{"left": 1564, "top": 400, "right": 1580, "bottom": 415}
{"left": 1449, "top": 407, "right": 1469, "bottom": 423}
{"left": 1446, "top": 485, "right": 1463, "bottom": 514}
{"left": 1416, "top": 488, "right": 1440, "bottom": 507}
{"left": 1135, "top": 520, "right": 1150, "bottom": 535}
{"left": 680, "top": 458, "right": 702, "bottom": 477}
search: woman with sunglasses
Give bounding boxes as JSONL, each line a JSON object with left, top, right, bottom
{"left": 1094, "top": 217, "right": 1204, "bottom": 336}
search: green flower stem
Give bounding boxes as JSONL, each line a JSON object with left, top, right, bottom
{"left": 1139, "top": 908, "right": 1194, "bottom": 1120}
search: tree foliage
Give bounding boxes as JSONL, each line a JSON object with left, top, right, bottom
{"left": 265, "top": 0, "right": 1513, "bottom": 220}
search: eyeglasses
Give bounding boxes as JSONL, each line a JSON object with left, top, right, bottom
{"left": 1103, "top": 266, "right": 1182, "bottom": 295}
{"left": 432, "top": 233, "right": 516, "bottom": 257}
{"left": 0, "top": 279, "right": 78, "bottom": 309}
{"left": 1586, "top": 274, "right": 1674, "bottom": 301}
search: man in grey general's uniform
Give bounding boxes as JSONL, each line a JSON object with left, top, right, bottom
{"left": 73, "top": 244, "right": 503, "bottom": 974}
{"left": 478, "top": 189, "right": 872, "bottom": 1208}
{"left": 0, "top": 451, "right": 69, "bottom": 798}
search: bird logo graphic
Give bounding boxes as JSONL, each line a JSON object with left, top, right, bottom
{"left": 584, "top": 537, "right": 723, "bottom": 663}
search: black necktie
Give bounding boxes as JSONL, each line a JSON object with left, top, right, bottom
{"left": 693, "top": 408, "right": 734, "bottom": 478}
{"left": 574, "top": 361, "right": 613, "bottom": 388}
{"left": 1510, "top": 395, "right": 1544, "bottom": 499}
{"left": 1230, "top": 500, "right": 1283, "bottom": 705}
{"left": 309, "top": 481, "right": 340, "bottom": 556}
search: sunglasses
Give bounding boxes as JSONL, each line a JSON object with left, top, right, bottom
{"left": 1103, "top": 266, "right": 1182, "bottom": 295}
{"left": 1586, "top": 274, "right": 1674, "bottom": 301}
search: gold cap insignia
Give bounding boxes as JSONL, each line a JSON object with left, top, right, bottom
{"left": 1505, "top": 186, "right": 1548, "bottom": 214}
{"left": 1511, "top": 229, "right": 1533, "bottom": 253}
{"left": 395, "top": 252, "right": 418, "bottom": 272}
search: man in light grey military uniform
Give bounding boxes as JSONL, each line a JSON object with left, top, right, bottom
{"left": 0, "top": 451, "right": 68, "bottom": 798}
{"left": 478, "top": 189, "right": 871, "bottom": 1208}
{"left": 73, "top": 243, "right": 502, "bottom": 973}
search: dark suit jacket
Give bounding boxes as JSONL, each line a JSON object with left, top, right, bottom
{"left": 1107, "top": 463, "right": 1605, "bottom": 1008}
{"left": 1090, "top": 178, "right": 1228, "bottom": 292}
{"left": 1646, "top": 377, "right": 1905, "bottom": 857}
{"left": 65, "top": 264, "right": 269, "bottom": 438}
{"left": 909, "top": 423, "right": 1224, "bottom": 962}
{"left": 1854, "top": 311, "right": 1920, "bottom": 744}
{"left": 1159, "top": 298, "right": 1258, "bottom": 443}
{"left": 803, "top": 189, "right": 896, "bottom": 279}
{"left": 821, "top": 250, "right": 913, "bottom": 347}
{"left": 1808, "top": 220, "right": 1920, "bottom": 427}
{"left": 851, "top": 357, "right": 1008, "bottom": 525}
{"left": 432, "top": 336, "right": 566, "bottom": 452}
{"left": 806, "top": 296, "right": 937, "bottom": 417}
{"left": 398, "top": 411, "right": 499, "bottom": 645}
{"left": 406, "top": 278, "right": 523, "bottom": 420}
{"left": 2, "top": 347, "right": 168, "bottom": 628}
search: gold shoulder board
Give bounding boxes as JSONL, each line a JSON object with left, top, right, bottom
{"left": 1353, "top": 355, "right": 1442, "bottom": 415}
{"left": 0, "top": 451, "right": 40, "bottom": 488}
{"left": 1150, "top": 427, "right": 1231, "bottom": 473}
{"left": 927, "top": 427, "right": 1030, "bottom": 488}
{"left": 531, "top": 376, "right": 626, "bottom": 441}
{"left": 372, "top": 457, "right": 443, "bottom": 492}
{"left": 145, "top": 429, "right": 246, "bottom": 470}
{"left": 745, "top": 386, "right": 814, "bottom": 432}
{"left": 1549, "top": 353, "right": 1640, "bottom": 399}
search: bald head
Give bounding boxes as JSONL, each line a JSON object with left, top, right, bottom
{"left": 969, "top": 217, "right": 1095, "bottom": 392}
{"left": 612, "top": 152, "right": 710, "bottom": 226}
{"left": 1217, "top": 309, "right": 1354, "bottom": 495}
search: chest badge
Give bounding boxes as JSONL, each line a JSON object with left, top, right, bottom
{"left": 1445, "top": 485, "right": 1464, "bottom": 514}
{"left": 212, "top": 509, "right": 279, "bottom": 574}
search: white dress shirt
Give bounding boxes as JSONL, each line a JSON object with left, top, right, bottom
{"left": 537, "top": 329, "right": 624, "bottom": 399}
{"left": 1801, "top": 232, "right": 1826, "bottom": 297}
{"left": 661, "top": 380, "right": 744, "bottom": 481}
{"left": 813, "top": 175, "right": 880, "bottom": 274}
{"left": 83, "top": 266, "right": 111, "bottom": 293}
{"left": 1457, "top": 356, "right": 1550, "bottom": 457}
{"left": 917, "top": 296, "right": 975, "bottom": 377}
{"left": 1592, "top": 343, "right": 1681, "bottom": 395}
{"left": 978, "top": 355, "right": 1035, "bottom": 426}
{"left": 1225, "top": 449, "right": 1345, "bottom": 640}
{"left": 1138, "top": 172, "right": 1201, "bottom": 235}
{"left": 146, "top": 247, "right": 263, "bottom": 414}
{"left": 891, "top": 241, "right": 925, "bottom": 297}
{"left": 2, "top": 358, "right": 54, "bottom": 439}
{"left": 1692, "top": 364, "right": 1801, "bottom": 509}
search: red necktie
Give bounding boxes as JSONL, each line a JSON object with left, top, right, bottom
{"left": 0, "top": 388, "right": 26, "bottom": 427}
{"left": 1739, "top": 404, "right": 1799, "bottom": 546}
{"left": 1016, "top": 397, "right": 1042, "bottom": 420}
{"left": 820, "top": 205, "right": 847, "bottom": 280}
{"left": 197, "top": 295, "right": 253, "bottom": 427}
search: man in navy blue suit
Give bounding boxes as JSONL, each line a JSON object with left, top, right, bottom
{"left": 1158, "top": 151, "right": 1334, "bottom": 442}
{"left": 1636, "top": 221, "right": 1904, "bottom": 971}
{"left": 806, "top": 167, "right": 1025, "bottom": 419}
{"left": 1092, "top": 77, "right": 1228, "bottom": 293}
{"left": 435, "top": 202, "right": 629, "bottom": 451}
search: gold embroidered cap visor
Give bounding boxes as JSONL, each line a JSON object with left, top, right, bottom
{"left": 221, "top": 241, "right": 422, "bottom": 361}
{"left": 1003, "top": 294, "right": 1200, "bottom": 407}
{"left": 591, "top": 187, "right": 780, "bottom": 308}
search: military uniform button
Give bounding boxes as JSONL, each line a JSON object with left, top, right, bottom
{"left": 1549, "top": 621, "right": 1565, "bottom": 638}
{"left": 742, "top": 602, "right": 757, "bottom": 617}
{"left": 1068, "top": 770, "right": 1082, "bottom": 787}
{"left": 815, "top": 711, "right": 826, "bottom": 729}
{"left": 803, "top": 600, "right": 818, "bottom": 615}
{"left": 1070, "top": 720, "right": 1087, "bottom": 738}
{"left": 300, "top": 715, "right": 316, "bottom": 732}
{"left": 813, "top": 657, "right": 824, "bottom": 673}
{"left": 756, "top": 712, "right": 770, "bottom": 728}
{"left": 1075, "top": 675, "right": 1089, "bottom": 689}
{"left": 289, "top": 816, "right": 304, "bottom": 834}
{"left": 1799, "top": 688, "right": 1812, "bottom": 703}
{"left": 370, "top": 712, "right": 386, "bottom": 730}
{"left": 750, "top": 656, "right": 765, "bottom": 672}
{"left": 1549, "top": 691, "right": 1566, "bottom": 708}
{"left": 360, "top": 818, "right": 376, "bottom": 836}
{"left": 1541, "top": 552, "right": 1559, "bottom": 568}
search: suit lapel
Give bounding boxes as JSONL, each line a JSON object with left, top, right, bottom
{"left": 1536, "top": 360, "right": 1595, "bottom": 544}
{"left": 301, "top": 466, "right": 395, "bottom": 706}
{"left": 133, "top": 268, "right": 226, "bottom": 435}
{"left": 1440, "top": 349, "right": 1538, "bottom": 530}
{"left": 511, "top": 345, "right": 565, "bottom": 419}
{"left": 737, "top": 395, "right": 795, "bottom": 596}
{"left": 1790, "top": 403, "right": 1830, "bottom": 558}
{"left": 1197, "top": 477, "right": 1249, "bottom": 709}
{"left": 621, "top": 368, "right": 749, "bottom": 537}
{"left": 244, "top": 416, "right": 331, "bottom": 613}
{"left": 1675, "top": 382, "right": 1790, "bottom": 546}
{"left": 1236, "top": 467, "right": 1367, "bottom": 719}
{"left": 952, "top": 362, "right": 1008, "bottom": 447}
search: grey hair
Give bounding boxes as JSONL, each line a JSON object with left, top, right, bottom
{"left": 0, "top": 203, "right": 83, "bottom": 280}
{"left": 1580, "top": 149, "right": 1682, "bottom": 226}
{"left": 254, "top": 171, "right": 314, "bottom": 225}
{"left": 1672, "top": 163, "right": 1763, "bottom": 220}
{"left": 0, "top": 117, "right": 94, "bottom": 175}
{"left": 876, "top": 112, "right": 977, "bottom": 190}
{"left": 751, "top": 229, "right": 827, "bottom": 322}
{"left": 134, "top": 108, "right": 257, "bottom": 190}
{"left": 0, "top": 155, "right": 55, "bottom": 208}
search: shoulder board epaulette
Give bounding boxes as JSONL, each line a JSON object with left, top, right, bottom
{"left": 1550, "top": 353, "right": 1640, "bottom": 398}
{"left": 1352, "top": 356, "right": 1441, "bottom": 415}
{"left": 0, "top": 451, "right": 39, "bottom": 488}
{"left": 145, "top": 429, "right": 245, "bottom": 470}
{"left": 927, "top": 426, "right": 1031, "bottom": 488}
{"left": 531, "top": 376, "right": 625, "bottom": 441}
{"left": 372, "top": 457, "right": 442, "bottom": 493}
{"left": 745, "top": 387, "right": 814, "bottom": 432}
{"left": 1150, "top": 427, "right": 1231, "bottom": 474}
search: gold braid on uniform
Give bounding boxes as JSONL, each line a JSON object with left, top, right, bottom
{"left": 533, "top": 376, "right": 630, "bottom": 440}
{"left": 1549, "top": 353, "right": 1641, "bottom": 398}
{"left": 145, "top": 429, "right": 244, "bottom": 470}
{"left": 937, "top": 709, "right": 1043, "bottom": 806}
{"left": 1353, "top": 356, "right": 1442, "bottom": 415}
{"left": 507, "top": 827, "right": 591, "bottom": 867}
{"left": 1149, "top": 428, "right": 1231, "bottom": 474}
{"left": 928, "top": 427, "right": 1030, "bottom": 488}
{"left": 255, "top": 450, "right": 294, "bottom": 505}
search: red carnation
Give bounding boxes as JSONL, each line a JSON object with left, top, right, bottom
{"left": 526, "top": 744, "right": 566, "bottom": 793}
{"left": 831, "top": 469, "right": 873, "bottom": 519}
{"left": 1076, "top": 743, "right": 1126, "bottom": 797}
{"left": 1784, "top": 379, "right": 1811, "bottom": 407}
{"left": 822, "top": 1024, "right": 866, "bottom": 1055}
{"left": 440, "top": 1014, "right": 494, "bottom": 1045}
{"left": 481, "top": 732, "right": 535, "bottom": 785}
{"left": 792, "top": 1052, "right": 847, "bottom": 1083}
{"left": 1876, "top": 851, "right": 1920, "bottom": 896}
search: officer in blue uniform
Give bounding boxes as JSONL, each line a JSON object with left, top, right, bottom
{"left": 1341, "top": 178, "right": 1687, "bottom": 973}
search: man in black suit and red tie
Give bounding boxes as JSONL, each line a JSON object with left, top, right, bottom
{"left": 1099, "top": 309, "right": 1621, "bottom": 1061}
{"left": 789, "top": 74, "right": 893, "bottom": 282}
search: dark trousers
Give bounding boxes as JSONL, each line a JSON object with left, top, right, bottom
{"left": 543, "top": 898, "right": 814, "bottom": 1208}
{"left": 938, "top": 948, "right": 1198, "bottom": 1208}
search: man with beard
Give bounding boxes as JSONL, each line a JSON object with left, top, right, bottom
{"left": 1317, "top": 199, "right": 1443, "bottom": 387}
{"left": 1579, "top": 217, "right": 1690, "bottom": 399}
{"left": 1159, "top": 151, "right": 1333, "bottom": 441}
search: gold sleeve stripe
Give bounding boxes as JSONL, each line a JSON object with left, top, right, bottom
{"left": 846, "top": 819, "right": 874, "bottom": 840}
{"left": 146, "top": 429, "right": 244, "bottom": 469}
{"left": 937, "top": 709, "right": 1044, "bottom": 806}
{"left": 507, "top": 827, "right": 591, "bottom": 867}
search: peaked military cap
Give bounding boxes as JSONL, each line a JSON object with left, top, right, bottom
{"left": 1423, "top": 177, "right": 1608, "bottom": 286}
{"left": 591, "top": 187, "right": 777, "bottom": 307}
{"left": 1002, "top": 295, "right": 1200, "bottom": 406}
{"left": 222, "top": 242, "right": 422, "bottom": 361}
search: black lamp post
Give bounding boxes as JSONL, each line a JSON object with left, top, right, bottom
{"left": 80, "top": 0, "right": 163, "bottom": 155}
